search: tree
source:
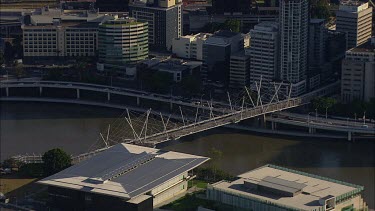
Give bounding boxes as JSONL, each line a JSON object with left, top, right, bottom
{"left": 15, "top": 63, "right": 25, "bottom": 79}
{"left": 2, "top": 158, "right": 22, "bottom": 169}
{"left": 42, "top": 148, "right": 72, "bottom": 176}
{"left": 208, "top": 147, "right": 223, "bottom": 181}
{"left": 3, "top": 41, "right": 15, "bottom": 63}
{"left": 312, "top": 97, "right": 337, "bottom": 114}
{"left": 222, "top": 19, "right": 241, "bottom": 33}
{"left": 180, "top": 75, "right": 202, "bottom": 96}
{"left": 0, "top": 53, "right": 4, "bottom": 65}
{"left": 312, "top": 0, "right": 331, "bottom": 20}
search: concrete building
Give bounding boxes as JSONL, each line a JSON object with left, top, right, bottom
{"left": 336, "top": 1, "right": 373, "bottom": 49}
{"left": 308, "top": 19, "right": 326, "bottom": 90}
{"left": 279, "top": 0, "right": 308, "bottom": 96}
{"left": 229, "top": 51, "right": 250, "bottom": 89}
{"left": 207, "top": 164, "right": 368, "bottom": 211}
{"left": 97, "top": 17, "right": 148, "bottom": 76}
{"left": 202, "top": 30, "right": 244, "bottom": 86}
{"left": 22, "top": 7, "right": 111, "bottom": 64}
{"left": 341, "top": 37, "right": 375, "bottom": 103}
{"left": 129, "top": 0, "right": 182, "bottom": 50}
{"left": 172, "top": 33, "right": 211, "bottom": 60}
{"left": 249, "top": 22, "right": 279, "bottom": 90}
{"left": 38, "top": 143, "right": 209, "bottom": 211}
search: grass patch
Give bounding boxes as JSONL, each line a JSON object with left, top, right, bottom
{"left": 161, "top": 192, "right": 215, "bottom": 211}
{"left": 188, "top": 179, "right": 208, "bottom": 189}
{"left": 0, "top": 175, "right": 37, "bottom": 195}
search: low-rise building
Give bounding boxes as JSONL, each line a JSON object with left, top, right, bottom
{"left": 22, "top": 7, "right": 112, "bottom": 64}
{"left": 341, "top": 37, "right": 375, "bottom": 103}
{"left": 38, "top": 143, "right": 209, "bottom": 211}
{"left": 172, "top": 33, "right": 212, "bottom": 60}
{"left": 207, "top": 164, "right": 368, "bottom": 211}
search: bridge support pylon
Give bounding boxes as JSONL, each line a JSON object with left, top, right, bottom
{"left": 5, "top": 87, "right": 9, "bottom": 97}
{"left": 76, "top": 89, "right": 80, "bottom": 99}
{"left": 107, "top": 92, "right": 111, "bottom": 101}
{"left": 137, "top": 97, "right": 140, "bottom": 106}
{"left": 271, "top": 121, "right": 277, "bottom": 131}
{"left": 39, "top": 87, "right": 43, "bottom": 96}
{"left": 308, "top": 127, "right": 316, "bottom": 134}
{"left": 170, "top": 102, "right": 173, "bottom": 110}
{"left": 348, "top": 132, "right": 352, "bottom": 141}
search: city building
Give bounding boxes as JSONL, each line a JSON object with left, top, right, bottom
{"left": 97, "top": 17, "right": 148, "bottom": 77}
{"left": 229, "top": 51, "right": 250, "bottom": 89}
{"left": 207, "top": 164, "right": 368, "bottom": 211}
{"left": 38, "top": 143, "right": 209, "bottom": 211}
{"left": 336, "top": 1, "right": 373, "bottom": 49}
{"left": 129, "top": 0, "right": 182, "bottom": 50}
{"left": 22, "top": 7, "right": 111, "bottom": 64}
{"left": 308, "top": 19, "right": 326, "bottom": 90}
{"left": 341, "top": 37, "right": 375, "bottom": 103}
{"left": 249, "top": 22, "right": 279, "bottom": 90}
{"left": 279, "top": 0, "right": 308, "bottom": 96}
{"left": 202, "top": 30, "right": 244, "bottom": 86}
{"left": 151, "top": 60, "right": 191, "bottom": 82}
{"left": 95, "top": 0, "right": 129, "bottom": 11}
{"left": 172, "top": 33, "right": 212, "bottom": 60}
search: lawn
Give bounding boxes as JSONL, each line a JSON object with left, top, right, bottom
{"left": 161, "top": 192, "right": 216, "bottom": 211}
{"left": 0, "top": 175, "right": 37, "bottom": 194}
{"left": 188, "top": 179, "right": 208, "bottom": 189}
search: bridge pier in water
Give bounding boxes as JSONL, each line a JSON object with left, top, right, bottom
{"left": 39, "top": 87, "right": 43, "bottom": 96}
{"left": 136, "top": 97, "right": 140, "bottom": 106}
{"left": 271, "top": 121, "right": 277, "bottom": 131}
{"left": 348, "top": 132, "right": 352, "bottom": 141}
{"left": 107, "top": 92, "right": 111, "bottom": 101}
{"left": 308, "top": 127, "right": 316, "bottom": 134}
{"left": 5, "top": 87, "right": 9, "bottom": 97}
{"left": 76, "top": 89, "right": 80, "bottom": 99}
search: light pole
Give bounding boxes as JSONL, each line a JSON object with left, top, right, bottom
{"left": 315, "top": 108, "right": 318, "bottom": 121}
{"left": 347, "top": 117, "right": 349, "bottom": 127}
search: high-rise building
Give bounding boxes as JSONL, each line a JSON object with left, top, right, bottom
{"left": 341, "top": 37, "right": 374, "bottom": 103}
{"left": 249, "top": 22, "right": 279, "bottom": 90}
{"left": 97, "top": 17, "right": 148, "bottom": 76}
{"left": 202, "top": 30, "right": 244, "bottom": 85}
{"left": 307, "top": 19, "right": 326, "bottom": 90}
{"left": 279, "top": 0, "right": 308, "bottom": 96}
{"left": 129, "top": 0, "right": 182, "bottom": 50}
{"left": 229, "top": 51, "right": 250, "bottom": 89}
{"left": 336, "top": 1, "right": 373, "bottom": 49}
{"left": 22, "top": 8, "right": 111, "bottom": 64}
{"left": 172, "top": 33, "right": 212, "bottom": 60}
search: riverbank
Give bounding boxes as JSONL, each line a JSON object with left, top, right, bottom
{"left": 1, "top": 102, "right": 374, "bottom": 208}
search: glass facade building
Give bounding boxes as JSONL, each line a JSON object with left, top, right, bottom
{"left": 98, "top": 17, "right": 148, "bottom": 74}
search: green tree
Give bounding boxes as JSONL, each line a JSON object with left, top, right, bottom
{"left": 208, "top": 147, "right": 223, "bottom": 181}
{"left": 180, "top": 75, "right": 202, "bottom": 96}
{"left": 3, "top": 41, "right": 15, "bottom": 63}
{"left": 312, "top": 97, "right": 337, "bottom": 114}
{"left": 312, "top": 0, "right": 331, "bottom": 20}
{"left": 42, "top": 148, "right": 72, "bottom": 176}
{"left": 2, "top": 158, "right": 22, "bottom": 169}
{"left": 0, "top": 53, "right": 4, "bottom": 65}
{"left": 222, "top": 19, "right": 241, "bottom": 33}
{"left": 74, "top": 57, "right": 89, "bottom": 81}
{"left": 14, "top": 63, "right": 25, "bottom": 79}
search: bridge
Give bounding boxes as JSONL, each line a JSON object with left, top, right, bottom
{"left": 1, "top": 80, "right": 344, "bottom": 161}
{"left": 268, "top": 112, "right": 375, "bottom": 141}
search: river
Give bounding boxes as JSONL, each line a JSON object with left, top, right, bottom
{"left": 1, "top": 102, "right": 374, "bottom": 208}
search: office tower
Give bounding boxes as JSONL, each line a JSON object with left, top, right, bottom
{"left": 341, "top": 37, "right": 374, "bottom": 103}
{"left": 172, "top": 33, "right": 212, "bottom": 60}
{"left": 279, "top": 0, "right": 308, "bottom": 96}
{"left": 97, "top": 17, "right": 148, "bottom": 75}
{"left": 229, "top": 51, "right": 250, "bottom": 89}
{"left": 22, "top": 8, "right": 110, "bottom": 64}
{"left": 336, "top": 1, "right": 373, "bottom": 49}
{"left": 129, "top": 0, "right": 182, "bottom": 50}
{"left": 202, "top": 30, "right": 244, "bottom": 85}
{"left": 249, "top": 22, "right": 279, "bottom": 90}
{"left": 307, "top": 19, "right": 326, "bottom": 90}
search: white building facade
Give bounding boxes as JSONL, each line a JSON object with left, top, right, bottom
{"left": 172, "top": 33, "right": 212, "bottom": 60}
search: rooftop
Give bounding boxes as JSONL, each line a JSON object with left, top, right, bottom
{"left": 210, "top": 164, "right": 363, "bottom": 210}
{"left": 347, "top": 38, "right": 375, "bottom": 53}
{"left": 38, "top": 143, "right": 209, "bottom": 200}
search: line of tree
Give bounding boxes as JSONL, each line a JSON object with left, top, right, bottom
{"left": 1, "top": 148, "right": 72, "bottom": 178}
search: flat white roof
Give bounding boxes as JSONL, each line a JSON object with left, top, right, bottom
{"left": 38, "top": 143, "right": 209, "bottom": 200}
{"left": 210, "top": 165, "right": 362, "bottom": 210}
